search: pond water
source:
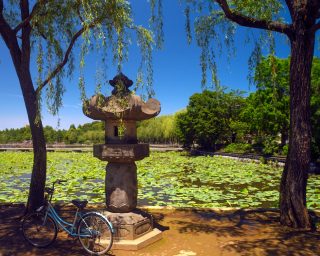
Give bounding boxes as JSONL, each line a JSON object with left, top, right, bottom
{"left": 0, "top": 151, "right": 320, "bottom": 209}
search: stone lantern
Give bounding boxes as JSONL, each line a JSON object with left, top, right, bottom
{"left": 83, "top": 73, "right": 162, "bottom": 249}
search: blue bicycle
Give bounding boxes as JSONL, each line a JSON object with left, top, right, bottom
{"left": 22, "top": 180, "right": 114, "bottom": 255}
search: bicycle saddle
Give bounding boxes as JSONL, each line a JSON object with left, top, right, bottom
{"left": 72, "top": 199, "right": 88, "bottom": 209}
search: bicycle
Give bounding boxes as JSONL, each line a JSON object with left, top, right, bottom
{"left": 21, "top": 179, "right": 114, "bottom": 255}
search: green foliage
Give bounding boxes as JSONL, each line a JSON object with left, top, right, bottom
{"left": 0, "top": 126, "right": 31, "bottom": 144}
{"left": 241, "top": 56, "right": 290, "bottom": 145}
{"left": 2, "top": 151, "right": 320, "bottom": 209}
{"left": 282, "top": 144, "right": 288, "bottom": 156}
{"left": 0, "top": 122, "right": 104, "bottom": 145}
{"left": 311, "top": 58, "right": 320, "bottom": 161}
{"left": 137, "top": 114, "right": 179, "bottom": 144}
{"left": 223, "top": 143, "right": 253, "bottom": 154}
{"left": 262, "top": 136, "right": 280, "bottom": 156}
{"left": 241, "top": 56, "right": 320, "bottom": 159}
{"left": 175, "top": 110, "right": 195, "bottom": 147}
{"left": 176, "top": 89, "right": 245, "bottom": 150}
{"left": 62, "top": 122, "right": 105, "bottom": 144}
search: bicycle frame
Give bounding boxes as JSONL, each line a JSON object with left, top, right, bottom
{"left": 40, "top": 201, "right": 114, "bottom": 238}
{"left": 23, "top": 179, "right": 115, "bottom": 256}
{"left": 38, "top": 180, "right": 114, "bottom": 239}
{"left": 41, "top": 201, "right": 83, "bottom": 237}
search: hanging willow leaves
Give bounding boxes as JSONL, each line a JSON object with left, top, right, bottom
{"left": 0, "top": 0, "right": 164, "bottom": 117}
{"left": 183, "top": 0, "right": 284, "bottom": 88}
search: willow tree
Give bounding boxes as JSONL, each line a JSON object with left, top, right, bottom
{"left": 0, "top": 0, "right": 162, "bottom": 211}
{"left": 184, "top": 1, "right": 320, "bottom": 228}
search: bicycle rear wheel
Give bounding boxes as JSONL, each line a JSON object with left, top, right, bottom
{"left": 22, "top": 212, "right": 58, "bottom": 248}
{"left": 77, "top": 212, "right": 113, "bottom": 255}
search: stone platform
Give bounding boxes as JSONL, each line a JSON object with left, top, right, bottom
{"left": 102, "top": 210, "right": 162, "bottom": 250}
{"left": 112, "top": 228, "right": 162, "bottom": 250}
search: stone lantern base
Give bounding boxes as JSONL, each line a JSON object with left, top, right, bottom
{"left": 102, "top": 210, "right": 162, "bottom": 250}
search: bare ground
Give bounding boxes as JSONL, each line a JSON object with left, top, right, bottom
{"left": 1, "top": 204, "right": 320, "bottom": 256}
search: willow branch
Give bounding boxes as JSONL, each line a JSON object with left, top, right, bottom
{"left": 77, "top": 5, "right": 84, "bottom": 23}
{"left": 0, "top": 1, "right": 22, "bottom": 66}
{"left": 35, "top": 23, "right": 95, "bottom": 95}
{"left": 14, "top": 0, "right": 45, "bottom": 33}
{"left": 0, "top": 1, "right": 16, "bottom": 48}
{"left": 215, "top": 0, "right": 293, "bottom": 36}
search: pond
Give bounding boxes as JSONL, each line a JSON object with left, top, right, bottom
{"left": 0, "top": 151, "right": 319, "bottom": 209}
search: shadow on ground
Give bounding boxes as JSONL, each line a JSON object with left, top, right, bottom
{"left": 1, "top": 205, "right": 320, "bottom": 256}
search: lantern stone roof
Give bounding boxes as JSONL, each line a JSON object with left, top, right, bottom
{"left": 109, "top": 72, "right": 133, "bottom": 96}
{"left": 83, "top": 73, "right": 160, "bottom": 121}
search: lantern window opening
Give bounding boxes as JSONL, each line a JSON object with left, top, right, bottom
{"left": 114, "top": 126, "right": 119, "bottom": 137}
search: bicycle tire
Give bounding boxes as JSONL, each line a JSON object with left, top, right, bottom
{"left": 77, "top": 212, "right": 113, "bottom": 255}
{"left": 22, "top": 212, "right": 58, "bottom": 248}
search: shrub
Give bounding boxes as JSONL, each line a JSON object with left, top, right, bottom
{"left": 262, "top": 137, "right": 279, "bottom": 155}
{"left": 282, "top": 144, "right": 289, "bottom": 156}
{"left": 223, "top": 143, "right": 253, "bottom": 154}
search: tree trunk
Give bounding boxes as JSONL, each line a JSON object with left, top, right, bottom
{"left": 279, "top": 19, "right": 315, "bottom": 228}
{"left": 17, "top": 70, "right": 47, "bottom": 212}
{"left": 0, "top": 0, "right": 47, "bottom": 212}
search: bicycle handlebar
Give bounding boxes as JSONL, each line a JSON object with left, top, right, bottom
{"left": 44, "top": 180, "right": 67, "bottom": 200}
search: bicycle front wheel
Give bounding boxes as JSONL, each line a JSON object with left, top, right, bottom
{"left": 22, "top": 212, "right": 58, "bottom": 248}
{"left": 77, "top": 212, "right": 113, "bottom": 255}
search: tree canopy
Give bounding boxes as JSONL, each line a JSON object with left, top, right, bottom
{"left": 176, "top": 89, "right": 245, "bottom": 150}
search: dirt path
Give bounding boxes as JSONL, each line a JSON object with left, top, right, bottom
{"left": 1, "top": 205, "right": 320, "bottom": 256}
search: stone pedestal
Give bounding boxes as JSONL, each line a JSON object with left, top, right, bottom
{"left": 93, "top": 144, "right": 149, "bottom": 162}
{"left": 94, "top": 143, "right": 149, "bottom": 212}
{"left": 106, "top": 162, "right": 137, "bottom": 213}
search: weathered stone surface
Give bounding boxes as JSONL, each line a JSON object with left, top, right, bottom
{"left": 106, "top": 162, "right": 137, "bottom": 212}
{"left": 83, "top": 73, "right": 161, "bottom": 251}
{"left": 105, "top": 120, "right": 137, "bottom": 144}
{"left": 84, "top": 94, "right": 161, "bottom": 121}
{"left": 112, "top": 229, "right": 162, "bottom": 251}
{"left": 94, "top": 144, "right": 149, "bottom": 162}
{"left": 103, "top": 211, "right": 153, "bottom": 240}
{"left": 83, "top": 73, "right": 160, "bottom": 122}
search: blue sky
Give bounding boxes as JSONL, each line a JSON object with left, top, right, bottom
{"left": 0, "top": 1, "right": 317, "bottom": 130}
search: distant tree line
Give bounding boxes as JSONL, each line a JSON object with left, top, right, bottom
{"left": 0, "top": 122, "right": 105, "bottom": 145}
{"left": 0, "top": 117, "right": 179, "bottom": 145}
{"left": 137, "top": 114, "right": 179, "bottom": 144}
